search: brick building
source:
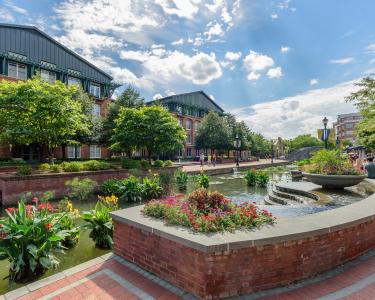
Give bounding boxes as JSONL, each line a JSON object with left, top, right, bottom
{"left": 0, "top": 23, "right": 119, "bottom": 161}
{"left": 333, "top": 112, "right": 363, "bottom": 144}
{"left": 147, "top": 91, "right": 225, "bottom": 159}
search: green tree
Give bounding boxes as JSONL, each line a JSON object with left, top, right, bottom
{"left": 249, "top": 133, "right": 271, "bottom": 156}
{"left": 111, "top": 105, "right": 186, "bottom": 163}
{"left": 0, "top": 76, "right": 90, "bottom": 163}
{"left": 285, "top": 134, "right": 323, "bottom": 152}
{"left": 346, "top": 76, "right": 375, "bottom": 150}
{"left": 103, "top": 86, "right": 144, "bottom": 145}
{"left": 195, "top": 112, "right": 232, "bottom": 152}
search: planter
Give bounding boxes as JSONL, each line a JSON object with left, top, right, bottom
{"left": 302, "top": 172, "right": 366, "bottom": 189}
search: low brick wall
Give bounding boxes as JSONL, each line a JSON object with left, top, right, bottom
{"left": 111, "top": 192, "right": 375, "bottom": 299}
{"left": 0, "top": 167, "right": 177, "bottom": 205}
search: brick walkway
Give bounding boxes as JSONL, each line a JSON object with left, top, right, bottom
{"left": 3, "top": 250, "right": 375, "bottom": 300}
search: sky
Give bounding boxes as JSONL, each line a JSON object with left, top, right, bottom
{"left": 1, "top": 0, "right": 375, "bottom": 138}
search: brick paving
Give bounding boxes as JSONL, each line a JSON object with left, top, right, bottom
{"left": 4, "top": 249, "right": 375, "bottom": 300}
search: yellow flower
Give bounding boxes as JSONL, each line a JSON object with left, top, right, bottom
{"left": 66, "top": 201, "right": 73, "bottom": 212}
{"left": 73, "top": 208, "right": 80, "bottom": 217}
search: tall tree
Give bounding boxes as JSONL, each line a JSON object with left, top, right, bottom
{"left": 285, "top": 134, "right": 323, "bottom": 152}
{"left": 195, "top": 112, "right": 232, "bottom": 152}
{"left": 103, "top": 86, "right": 145, "bottom": 145}
{"left": 0, "top": 76, "right": 90, "bottom": 163}
{"left": 346, "top": 76, "right": 375, "bottom": 150}
{"left": 111, "top": 105, "right": 186, "bottom": 163}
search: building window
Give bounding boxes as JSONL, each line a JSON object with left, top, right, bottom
{"left": 178, "top": 119, "right": 183, "bottom": 127}
{"left": 92, "top": 104, "right": 101, "bottom": 117}
{"left": 68, "top": 76, "right": 82, "bottom": 87}
{"left": 194, "top": 121, "right": 200, "bottom": 131}
{"left": 8, "top": 62, "right": 27, "bottom": 80}
{"left": 90, "top": 83, "right": 101, "bottom": 98}
{"left": 178, "top": 149, "right": 183, "bottom": 157}
{"left": 187, "top": 148, "right": 192, "bottom": 157}
{"left": 185, "top": 119, "right": 192, "bottom": 130}
{"left": 41, "top": 69, "right": 56, "bottom": 84}
{"left": 186, "top": 133, "right": 192, "bottom": 145}
{"left": 89, "top": 145, "right": 101, "bottom": 158}
{"left": 345, "top": 123, "right": 354, "bottom": 129}
{"left": 195, "top": 149, "right": 200, "bottom": 156}
{"left": 67, "top": 145, "right": 81, "bottom": 159}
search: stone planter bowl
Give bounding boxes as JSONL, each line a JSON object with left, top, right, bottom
{"left": 302, "top": 172, "right": 366, "bottom": 189}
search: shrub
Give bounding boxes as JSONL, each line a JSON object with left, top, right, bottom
{"left": 153, "top": 160, "right": 164, "bottom": 168}
{"left": 175, "top": 169, "right": 189, "bottom": 191}
{"left": 163, "top": 160, "right": 173, "bottom": 167}
{"left": 195, "top": 172, "right": 209, "bottom": 189}
{"left": 65, "top": 178, "right": 96, "bottom": 201}
{"left": 16, "top": 165, "right": 32, "bottom": 176}
{"left": 142, "top": 176, "right": 162, "bottom": 200}
{"left": 143, "top": 189, "right": 275, "bottom": 233}
{"left": 100, "top": 179, "right": 123, "bottom": 197}
{"left": 295, "top": 159, "right": 310, "bottom": 167}
{"left": 50, "top": 164, "right": 62, "bottom": 173}
{"left": 139, "top": 159, "right": 150, "bottom": 169}
{"left": 256, "top": 171, "right": 270, "bottom": 187}
{"left": 62, "top": 161, "right": 81, "bottom": 172}
{"left": 55, "top": 200, "right": 80, "bottom": 248}
{"left": 120, "top": 176, "right": 143, "bottom": 202}
{"left": 81, "top": 196, "right": 118, "bottom": 249}
{"left": 244, "top": 170, "right": 269, "bottom": 187}
{"left": 38, "top": 163, "right": 50, "bottom": 171}
{"left": 83, "top": 160, "right": 111, "bottom": 171}
{"left": 244, "top": 170, "right": 257, "bottom": 186}
{"left": 0, "top": 201, "right": 69, "bottom": 281}
{"left": 121, "top": 158, "right": 140, "bottom": 169}
{"left": 0, "top": 158, "right": 26, "bottom": 167}
{"left": 159, "top": 171, "right": 174, "bottom": 195}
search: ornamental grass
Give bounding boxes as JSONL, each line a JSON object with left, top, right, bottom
{"left": 142, "top": 188, "right": 275, "bottom": 233}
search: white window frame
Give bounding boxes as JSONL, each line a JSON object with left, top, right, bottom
{"left": 89, "top": 145, "right": 101, "bottom": 159}
{"left": 68, "top": 76, "right": 82, "bottom": 87}
{"left": 67, "top": 145, "right": 81, "bottom": 159}
{"left": 92, "top": 104, "right": 101, "bottom": 117}
{"left": 89, "top": 83, "right": 101, "bottom": 98}
{"left": 41, "top": 69, "right": 56, "bottom": 84}
{"left": 8, "top": 62, "right": 27, "bottom": 80}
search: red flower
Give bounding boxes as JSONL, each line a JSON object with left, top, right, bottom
{"left": 32, "top": 197, "right": 39, "bottom": 203}
{"left": 38, "top": 202, "right": 53, "bottom": 212}
{"left": 45, "top": 223, "right": 52, "bottom": 231}
{"left": 5, "top": 207, "right": 16, "bottom": 214}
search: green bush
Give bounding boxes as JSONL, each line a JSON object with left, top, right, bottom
{"left": 121, "top": 158, "right": 140, "bottom": 169}
{"left": 142, "top": 176, "right": 162, "bottom": 200}
{"left": 244, "top": 170, "right": 270, "bottom": 187}
{"left": 65, "top": 178, "right": 96, "bottom": 201}
{"left": 83, "top": 160, "right": 111, "bottom": 171}
{"left": 38, "top": 163, "right": 50, "bottom": 171}
{"left": 159, "top": 171, "right": 174, "bottom": 195}
{"left": 163, "top": 160, "right": 173, "bottom": 167}
{"left": 139, "top": 159, "right": 150, "bottom": 169}
{"left": 0, "top": 158, "right": 26, "bottom": 167}
{"left": 256, "top": 171, "right": 270, "bottom": 187}
{"left": 119, "top": 176, "right": 143, "bottom": 202}
{"left": 195, "top": 172, "right": 210, "bottom": 189}
{"left": 100, "top": 179, "right": 123, "bottom": 197}
{"left": 175, "top": 169, "right": 189, "bottom": 190}
{"left": 16, "top": 165, "right": 32, "bottom": 176}
{"left": 244, "top": 170, "right": 257, "bottom": 186}
{"left": 61, "top": 162, "right": 81, "bottom": 172}
{"left": 50, "top": 164, "right": 62, "bottom": 173}
{"left": 153, "top": 160, "right": 164, "bottom": 168}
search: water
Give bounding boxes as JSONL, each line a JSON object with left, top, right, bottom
{"left": 0, "top": 170, "right": 373, "bottom": 294}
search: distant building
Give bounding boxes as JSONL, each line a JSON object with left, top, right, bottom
{"left": 333, "top": 112, "right": 362, "bottom": 144}
{"left": 147, "top": 91, "right": 224, "bottom": 159}
{"left": 0, "top": 23, "right": 119, "bottom": 161}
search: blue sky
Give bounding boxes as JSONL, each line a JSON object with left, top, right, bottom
{"left": 1, "top": 0, "right": 375, "bottom": 138}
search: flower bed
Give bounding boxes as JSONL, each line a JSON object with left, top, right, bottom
{"left": 143, "top": 188, "right": 274, "bottom": 232}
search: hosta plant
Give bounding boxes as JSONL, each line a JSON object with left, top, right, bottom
{"left": 175, "top": 169, "right": 189, "bottom": 191}
{"left": 0, "top": 201, "right": 68, "bottom": 281}
{"left": 57, "top": 199, "right": 80, "bottom": 248}
{"left": 142, "top": 176, "right": 162, "bottom": 200}
{"left": 81, "top": 196, "right": 118, "bottom": 249}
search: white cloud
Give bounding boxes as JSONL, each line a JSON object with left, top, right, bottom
{"left": 204, "top": 22, "right": 224, "bottom": 40}
{"left": 4, "top": 0, "right": 27, "bottom": 14}
{"left": 155, "top": 0, "right": 201, "bottom": 19}
{"left": 310, "top": 79, "right": 319, "bottom": 86}
{"left": 366, "top": 43, "right": 375, "bottom": 53}
{"left": 271, "top": 13, "right": 278, "bottom": 20}
{"left": 210, "top": 94, "right": 215, "bottom": 100}
{"left": 370, "top": 58, "right": 375, "bottom": 64}
{"left": 0, "top": 8, "right": 14, "bottom": 22}
{"left": 280, "top": 46, "right": 290, "bottom": 53}
{"left": 277, "top": 0, "right": 291, "bottom": 10}
{"left": 243, "top": 50, "right": 275, "bottom": 80}
{"left": 230, "top": 79, "right": 360, "bottom": 139}
{"left": 166, "top": 90, "right": 176, "bottom": 96}
{"left": 171, "top": 38, "right": 184, "bottom": 45}
{"left": 153, "top": 93, "right": 163, "bottom": 100}
{"left": 330, "top": 57, "right": 354, "bottom": 65}
{"left": 267, "top": 67, "right": 283, "bottom": 79}
{"left": 247, "top": 72, "right": 260, "bottom": 81}
{"left": 225, "top": 51, "right": 241, "bottom": 61}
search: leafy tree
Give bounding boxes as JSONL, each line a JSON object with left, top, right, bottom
{"left": 224, "top": 114, "right": 250, "bottom": 152}
{"left": 111, "top": 105, "right": 186, "bottom": 163}
{"left": 195, "top": 112, "right": 232, "bottom": 152}
{"left": 285, "top": 134, "right": 323, "bottom": 152}
{"left": 249, "top": 133, "right": 271, "bottom": 156}
{"left": 341, "top": 139, "right": 353, "bottom": 148}
{"left": 346, "top": 76, "right": 375, "bottom": 150}
{"left": 103, "top": 86, "right": 144, "bottom": 145}
{"left": 0, "top": 76, "right": 90, "bottom": 163}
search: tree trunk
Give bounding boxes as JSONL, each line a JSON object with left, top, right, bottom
{"left": 148, "top": 151, "right": 152, "bottom": 165}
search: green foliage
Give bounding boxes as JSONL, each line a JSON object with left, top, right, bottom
{"left": 50, "top": 164, "right": 62, "bottom": 173}
{"left": 285, "top": 135, "right": 323, "bottom": 152}
{"left": 65, "top": 178, "right": 96, "bottom": 201}
{"left": 158, "top": 171, "right": 174, "bottom": 196}
{"left": 61, "top": 161, "right": 81, "bottom": 172}
{"left": 0, "top": 158, "right": 26, "bottom": 167}
{"left": 121, "top": 158, "right": 141, "bottom": 169}
{"left": 142, "top": 176, "right": 162, "bottom": 200}
{"left": 82, "top": 160, "right": 111, "bottom": 171}
{"left": 175, "top": 169, "right": 189, "bottom": 191}
{"left": 139, "top": 159, "right": 150, "bottom": 169}
{"left": 195, "top": 172, "right": 210, "bottom": 189}
{"left": 0, "top": 76, "right": 91, "bottom": 163}
{"left": 244, "top": 170, "right": 270, "bottom": 187}
{"left": 345, "top": 76, "right": 375, "bottom": 150}
{"left": 163, "top": 160, "right": 173, "bottom": 167}
{"left": 81, "top": 200, "right": 115, "bottom": 249}
{"left": 0, "top": 201, "right": 69, "bottom": 281}
{"left": 100, "top": 179, "right": 123, "bottom": 197}
{"left": 38, "top": 163, "right": 50, "bottom": 171}
{"left": 16, "top": 165, "right": 32, "bottom": 176}
{"left": 295, "top": 159, "right": 311, "bottom": 166}
{"left": 303, "top": 149, "right": 360, "bottom": 175}
{"left": 153, "top": 160, "right": 164, "bottom": 168}
{"left": 120, "top": 176, "right": 143, "bottom": 202}
{"left": 248, "top": 133, "right": 271, "bottom": 156}
{"left": 111, "top": 105, "right": 185, "bottom": 161}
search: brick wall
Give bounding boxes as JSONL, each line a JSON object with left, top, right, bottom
{"left": 113, "top": 218, "right": 375, "bottom": 299}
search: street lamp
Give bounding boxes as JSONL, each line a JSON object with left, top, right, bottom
{"left": 323, "top": 117, "right": 328, "bottom": 149}
{"left": 233, "top": 134, "right": 241, "bottom": 167}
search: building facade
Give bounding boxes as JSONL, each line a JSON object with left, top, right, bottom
{"left": 0, "top": 23, "right": 119, "bottom": 161}
{"left": 147, "top": 91, "right": 224, "bottom": 159}
{"left": 333, "top": 112, "right": 362, "bottom": 144}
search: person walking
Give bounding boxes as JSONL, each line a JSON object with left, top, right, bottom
{"left": 200, "top": 152, "right": 205, "bottom": 167}
{"left": 212, "top": 153, "right": 217, "bottom": 167}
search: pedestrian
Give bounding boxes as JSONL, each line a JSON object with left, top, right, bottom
{"left": 212, "top": 153, "right": 217, "bottom": 167}
{"left": 364, "top": 157, "right": 375, "bottom": 179}
{"left": 200, "top": 152, "right": 204, "bottom": 167}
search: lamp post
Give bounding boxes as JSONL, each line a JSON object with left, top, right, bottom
{"left": 323, "top": 117, "right": 328, "bottom": 149}
{"left": 233, "top": 134, "right": 241, "bottom": 167}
